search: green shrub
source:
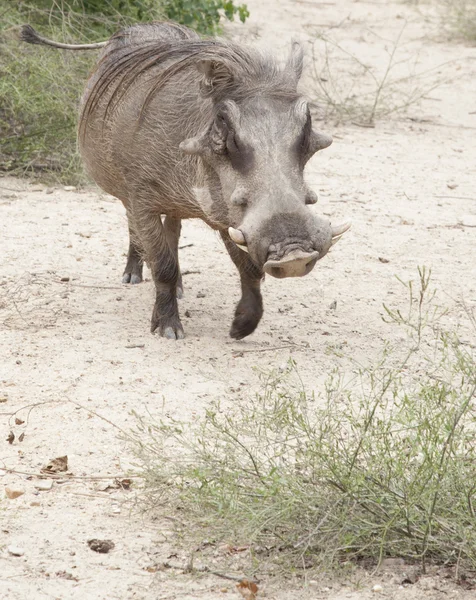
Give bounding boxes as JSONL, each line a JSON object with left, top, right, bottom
{"left": 0, "top": 0, "right": 248, "bottom": 182}
{"left": 440, "top": 0, "right": 476, "bottom": 43}
{"left": 162, "top": 0, "right": 249, "bottom": 35}
{"left": 130, "top": 269, "right": 476, "bottom": 576}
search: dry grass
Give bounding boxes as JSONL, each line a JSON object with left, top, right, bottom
{"left": 308, "top": 27, "right": 455, "bottom": 125}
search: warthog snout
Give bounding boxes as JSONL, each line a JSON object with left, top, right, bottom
{"left": 263, "top": 249, "right": 320, "bottom": 279}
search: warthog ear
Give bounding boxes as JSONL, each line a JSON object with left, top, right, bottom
{"left": 285, "top": 41, "right": 304, "bottom": 86}
{"left": 309, "top": 129, "right": 333, "bottom": 152}
{"left": 197, "top": 59, "right": 234, "bottom": 97}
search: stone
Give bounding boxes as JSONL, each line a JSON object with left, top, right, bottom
{"left": 460, "top": 215, "right": 476, "bottom": 228}
{"left": 8, "top": 546, "right": 25, "bottom": 557}
{"left": 35, "top": 480, "right": 53, "bottom": 491}
{"left": 5, "top": 486, "right": 25, "bottom": 499}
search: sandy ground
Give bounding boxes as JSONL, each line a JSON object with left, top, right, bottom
{"left": 1, "top": 0, "right": 475, "bottom": 598}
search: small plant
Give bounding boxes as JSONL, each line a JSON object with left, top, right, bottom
{"left": 439, "top": 0, "right": 476, "bottom": 43}
{"left": 309, "top": 28, "right": 454, "bottom": 125}
{"left": 130, "top": 268, "right": 476, "bottom": 576}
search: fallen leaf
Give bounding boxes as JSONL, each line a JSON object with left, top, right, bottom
{"left": 41, "top": 456, "right": 68, "bottom": 473}
{"left": 116, "top": 478, "right": 132, "bottom": 490}
{"left": 87, "top": 539, "right": 115, "bottom": 554}
{"left": 100, "top": 478, "right": 133, "bottom": 492}
{"left": 378, "top": 257, "right": 390, "bottom": 263}
{"left": 218, "top": 544, "right": 250, "bottom": 555}
{"left": 6, "top": 431, "right": 14, "bottom": 444}
{"left": 18, "top": 433, "right": 25, "bottom": 442}
{"left": 145, "top": 565, "right": 158, "bottom": 573}
{"left": 56, "top": 570, "right": 79, "bottom": 581}
{"left": 14, "top": 418, "right": 24, "bottom": 425}
{"left": 236, "top": 579, "right": 259, "bottom": 599}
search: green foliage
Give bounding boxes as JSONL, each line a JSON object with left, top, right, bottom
{"left": 440, "top": 0, "right": 476, "bottom": 42}
{"left": 130, "top": 270, "right": 476, "bottom": 575}
{"left": 162, "top": 0, "right": 249, "bottom": 35}
{"left": 0, "top": 0, "right": 248, "bottom": 181}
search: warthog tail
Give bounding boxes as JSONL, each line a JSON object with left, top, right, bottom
{"left": 20, "top": 25, "right": 107, "bottom": 50}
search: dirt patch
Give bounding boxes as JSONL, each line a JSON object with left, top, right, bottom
{"left": 1, "top": 0, "right": 475, "bottom": 597}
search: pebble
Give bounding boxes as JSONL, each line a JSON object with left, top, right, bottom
{"left": 64, "top": 185, "right": 77, "bottom": 191}
{"left": 30, "top": 501, "right": 41, "bottom": 507}
{"left": 372, "top": 584, "right": 383, "bottom": 593}
{"left": 5, "top": 486, "right": 25, "bottom": 499}
{"left": 111, "top": 506, "right": 121, "bottom": 514}
{"left": 35, "top": 480, "right": 53, "bottom": 491}
{"left": 8, "top": 546, "right": 25, "bottom": 557}
{"left": 460, "top": 215, "right": 476, "bottom": 228}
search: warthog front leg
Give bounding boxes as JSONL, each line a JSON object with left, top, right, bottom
{"left": 220, "top": 231, "right": 263, "bottom": 340}
{"left": 163, "top": 216, "right": 183, "bottom": 299}
{"left": 134, "top": 208, "right": 184, "bottom": 340}
{"left": 122, "top": 221, "right": 144, "bottom": 284}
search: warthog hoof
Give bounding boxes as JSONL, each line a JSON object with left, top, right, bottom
{"left": 151, "top": 314, "right": 185, "bottom": 340}
{"left": 163, "top": 325, "right": 185, "bottom": 340}
{"left": 230, "top": 290, "right": 263, "bottom": 340}
{"left": 122, "top": 272, "right": 143, "bottom": 284}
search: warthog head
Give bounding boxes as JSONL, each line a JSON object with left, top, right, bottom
{"left": 180, "top": 44, "right": 350, "bottom": 278}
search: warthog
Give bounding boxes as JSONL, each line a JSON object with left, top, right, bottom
{"left": 21, "top": 22, "right": 350, "bottom": 340}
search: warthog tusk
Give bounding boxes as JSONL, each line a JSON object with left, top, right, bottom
{"left": 331, "top": 222, "right": 351, "bottom": 238}
{"left": 228, "top": 227, "right": 246, "bottom": 245}
{"left": 331, "top": 234, "right": 344, "bottom": 246}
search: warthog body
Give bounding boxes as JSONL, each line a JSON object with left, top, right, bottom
{"left": 21, "top": 22, "right": 350, "bottom": 339}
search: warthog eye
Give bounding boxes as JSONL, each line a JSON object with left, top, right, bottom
{"left": 226, "top": 129, "right": 239, "bottom": 155}
{"left": 296, "top": 108, "right": 313, "bottom": 164}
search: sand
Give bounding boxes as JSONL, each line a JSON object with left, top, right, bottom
{"left": 1, "top": 0, "right": 475, "bottom": 597}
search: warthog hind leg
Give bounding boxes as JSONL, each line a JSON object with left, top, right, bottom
{"left": 122, "top": 223, "right": 144, "bottom": 284}
{"left": 220, "top": 231, "right": 263, "bottom": 340}
{"left": 134, "top": 207, "right": 184, "bottom": 339}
